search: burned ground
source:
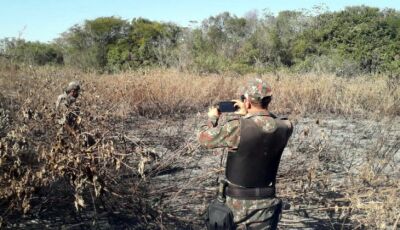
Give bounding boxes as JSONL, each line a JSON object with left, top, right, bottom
{"left": 0, "top": 68, "right": 399, "bottom": 229}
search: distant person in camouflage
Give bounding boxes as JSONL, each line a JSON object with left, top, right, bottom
{"left": 55, "top": 81, "right": 95, "bottom": 147}
{"left": 56, "top": 81, "right": 81, "bottom": 110}
{"left": 55, "top": 81, "right": 81, "bottom": 131}
{"left": 199, "top": 78, "right": 293, "bottom": 229}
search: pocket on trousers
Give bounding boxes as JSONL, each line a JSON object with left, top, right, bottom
{"left": 205, "top": 199, "right": 235, "bottom": 230}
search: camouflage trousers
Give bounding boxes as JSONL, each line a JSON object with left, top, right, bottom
{"left": 225, "top": 196, "right": 282, "bottom": 230}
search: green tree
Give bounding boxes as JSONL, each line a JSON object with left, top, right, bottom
{"left": 2, "top": 38, "right": 63, "bottom": 66}
{"left": 295, "top": 6, "right": 400, "bottom": 74}
{"left": 58, "top": 17, "right": 129, "bottom": 71}
{"left": 105, "top": 18, "right": 181, "bottom": 70}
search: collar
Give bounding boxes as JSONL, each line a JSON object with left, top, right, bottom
{"left": 243, "top": 110, "right": 270, "bottom": 119}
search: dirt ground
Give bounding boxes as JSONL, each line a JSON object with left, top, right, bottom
{"left": 3, "top": 112, "right": 399, "bottom": 229}
{"left": 123, "top": 113, "right": 400, "bottom": 229}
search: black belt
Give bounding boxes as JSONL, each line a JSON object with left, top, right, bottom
{"left": 225, "top": 185, "right": 276, "bottom": 200}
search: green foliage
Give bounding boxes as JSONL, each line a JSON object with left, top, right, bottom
{"left": 58, "top": 17, "right": 129, "bottom": 71}
{"left": 1, "top": 39, "right": 63, "bottom": 66}
{"left": 293, "top": 54, "right": 362, "bottom": 77}
{"left": 193, "top": 53, "right": 224, "bottom": 74}
{"left": 1, "top": 6, "right": 399, "bottom": 75}
{"left": 58, "top": 17, "right": 182, "bottom": 72}
{"left": 294, "top": 6, "right": 400, "bottom": 74}
{"left": 125, "top": 18, "right": 181, "bottom": 68}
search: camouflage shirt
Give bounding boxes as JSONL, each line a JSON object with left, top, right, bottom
{"left": 55, "top": 93, "right": 80, "bottom": 127}
{"left": 198, "top": 111, "right": 293, "bottom": 227}
{"left": 55, "top": 93, "right": 76, "bottom": 110}
{"left": 198, "top": 111, "right": 279, "bottom": 149}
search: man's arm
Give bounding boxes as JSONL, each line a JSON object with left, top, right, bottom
{"left": 55, "top": 95, "right": 62, "bottom": 110}
{"left": 56, "top": 94, "right": 66, "bottom": 110}
{"left": 198, "top": 114, "right": 240, "bottom": 149}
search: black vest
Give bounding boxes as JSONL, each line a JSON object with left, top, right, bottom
{"left": 226, "top": 116, "right": 291, "bottom": 188}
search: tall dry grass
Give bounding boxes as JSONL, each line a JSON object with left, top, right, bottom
{"left": 2, "top": 66, "right": 397, "bottom": 118}
{"left": 90, "top": 70, "right": 400, "bottom": 118}
{"left": 0, "top": 66, "right": 399, "bottom": 228}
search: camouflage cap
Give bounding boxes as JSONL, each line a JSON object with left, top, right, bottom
{"left": 243, "top": 78, "right": 272, "bottom": 102}
{"left": 65, "top": 81, "right": 80, "bottom": 92}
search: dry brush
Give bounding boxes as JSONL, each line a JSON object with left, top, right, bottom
{"left": 0, "top": 66, "right": 399, "bottom": 228}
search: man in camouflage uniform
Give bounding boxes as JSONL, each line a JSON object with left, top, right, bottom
{"left": 56, "top": 81, "right": 81, "bottom": 110}
{"left": 199, "top": 78, "right": 293, "bottom": 229}
{"left": 55, "top": 81, "right": 95, "bottom": 147}
{"left": 55, "top": 81, "right": 83, "bottom": 140}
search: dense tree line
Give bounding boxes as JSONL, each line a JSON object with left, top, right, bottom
{"left": 1, "top": 6, "right": 399, "bottom": 75}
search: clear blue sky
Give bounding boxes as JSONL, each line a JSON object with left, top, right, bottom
{"left": 1, "top": 0, "right": 399, "bottom": 43}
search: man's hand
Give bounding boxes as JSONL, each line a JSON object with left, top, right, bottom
{"left": 207, "top": 106, "right": 221, "bottom": 119}
{"left": 232, "top": 100, "right": 247, "bottom": 116}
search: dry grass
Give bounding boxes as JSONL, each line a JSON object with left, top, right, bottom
{"left": 0, "top": 66, "right": 399, "bottom": 229}
{"left": 2, "top": 66, "right": 398, "bottom": 118}
{"left": 275, "top": 117, "right": 400, "bottom": 229}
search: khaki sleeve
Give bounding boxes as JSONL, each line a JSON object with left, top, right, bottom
{"left": 198, "top": 119, "right": 240, "bottom": 149}
{"left": 55, "top": 95, "right": 64, "bottom": 110}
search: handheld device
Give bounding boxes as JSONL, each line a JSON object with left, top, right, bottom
{"left": 218, "top": 101, "right": 237, "bottom": 113}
